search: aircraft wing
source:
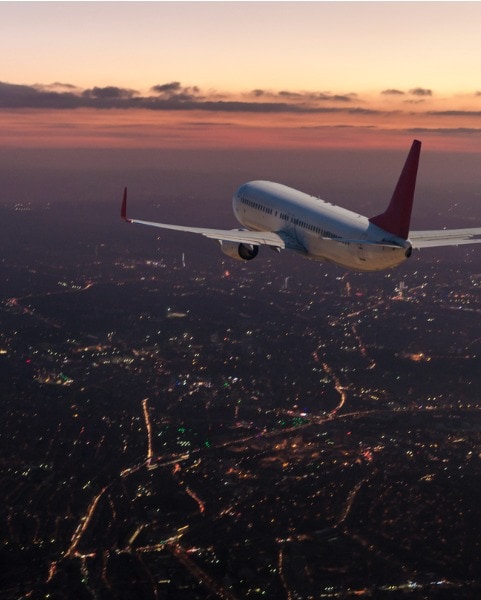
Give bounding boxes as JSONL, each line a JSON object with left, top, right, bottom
{"left": 128, "top": 218, "right": 287, "bottom": 248}
{"left": 410, "top": 228, "right": 481, "bottom": 248}
{"left": 121, "top": 190, "right": 416, "bottom": 252}
{"left": 121, "top": 189, "right": 285, "bottom": 248}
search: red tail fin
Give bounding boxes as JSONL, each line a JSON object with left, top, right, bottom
{"left": 121, "top": 187, "right": 130, "bottom": 222}
{"left": 369, "top": 139, "right": 421, "bottom": 239}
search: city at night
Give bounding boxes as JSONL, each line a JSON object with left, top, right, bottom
{"left": 1, "top": 156, "right": 481, "bottom": 598}
{"left": 2, "top": 2, "right": 481, "bottom": 598}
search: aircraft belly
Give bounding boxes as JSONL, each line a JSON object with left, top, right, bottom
{"left": 308, "top": 239, "right": 407, "bottom": 271}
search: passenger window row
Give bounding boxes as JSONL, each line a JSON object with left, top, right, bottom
{"left": 240, "top": 196, "right": 273, "bottom": 215}
{"left": 240, "top": 195, "right": 339, "bottom": 240}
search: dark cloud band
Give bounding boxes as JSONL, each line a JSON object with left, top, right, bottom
{"left": 0, "top": 81, "right": 369, "bottom": 114}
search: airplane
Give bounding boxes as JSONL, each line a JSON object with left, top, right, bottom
{"left": 121, "top": 140, "right": 481, "bottom": 272}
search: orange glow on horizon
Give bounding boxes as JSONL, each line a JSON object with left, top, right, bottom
{"left": 1, "top": 97, "right": 481, "bottom": 153}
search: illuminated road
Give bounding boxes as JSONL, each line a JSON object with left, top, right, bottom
{"left": 141, "top": 397, "right": 154, "bottom": 465}
{"left": 169, "top": 543, "right": 239, "bottom": 600}
{"left": 65, "top": 484, "right": 110, "bottom": 558}
{"left": 336, "top": 476, "right": 371, "bottom": 527}
{"left": 185, "top": 486, "right": 206, "bottom": 514}
{"left": 6, "top": 282, "right": 95, "bottom": 329}
{"left": 321, "top": 362, "right": 347, "bottom": 413}
{"left": 278, "top": 545, "right": 293, "bottom": 600}
{"left": 351, "top": 323, "right": 377, "bottom": 370}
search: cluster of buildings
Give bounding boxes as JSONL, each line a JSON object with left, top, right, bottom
{"left": 1, "top": 215, "right": 481, "bottom": 597}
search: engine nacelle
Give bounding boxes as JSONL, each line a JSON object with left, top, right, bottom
{"left": 220, "top": 241, "right": 259, "bottom": 261}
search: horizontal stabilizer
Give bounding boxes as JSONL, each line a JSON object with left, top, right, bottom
{"left": 410, "top": 228, "right": 481, "bottom": 248}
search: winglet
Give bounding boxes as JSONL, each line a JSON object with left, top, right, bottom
{"left": 121, "top": 187, "right": 131, "bottom": 222}
{"left": 369, "top": 139, "right": 421, "bottom": 239}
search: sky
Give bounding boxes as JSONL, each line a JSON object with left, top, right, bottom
{"left": 2, "top": 1, "right": 481, "bottom": 152}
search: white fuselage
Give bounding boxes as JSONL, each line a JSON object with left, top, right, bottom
{"left": 232, "top": 181, "right": 411, "bottom": 272}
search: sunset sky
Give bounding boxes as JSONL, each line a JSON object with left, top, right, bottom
{"left": 2, "top": 1, "right": 481, "bottom": 152}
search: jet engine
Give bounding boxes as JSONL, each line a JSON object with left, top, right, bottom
{"left": 220, "top": 241, "right": 259, "bottom": 261}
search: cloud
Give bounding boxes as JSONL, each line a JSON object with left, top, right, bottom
{"left": 409, "top": 87, "right": 433, "bottom": 97}
{"left": 427, "top": 110, "right": 481, "bottom": 117}
{"left": 408, "top": 127, "right": 481, "bottom": 135}
{"left": 82, "top": 86, "right": 137, "bottom": 100}
{"left": 0, "top": 80, "right": 366, "bottom": 114}
{"left": 382, "top": 88, "right": 434, "bottom": 99}
{"left": 316, "top": 92, "right": 354, "bottom": 103}
{"left": 278, "top": 90, "right": 304, "bottom": 99}
{"left": 0, "top": 81, "right": 35, "bottom": 99}
{"left": 2, "top": 79, "right": 481, "bottom": 144}
{"left": 250, "top": 89, "right": 355, "bottom": 103}
{"left": 381, "top": 89, "right": 405, "bottom": 96}
{"left": 151, "top": 82, "right": 202, "bottom": 102}
{"left": 43, "top": 82, "right": 79, "bottom": 91}
{"left": 151, "top": 81, "right": 182, "bottom": 95}
{"left": 0, "top": 81, "right": 83, "bottom": 109}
